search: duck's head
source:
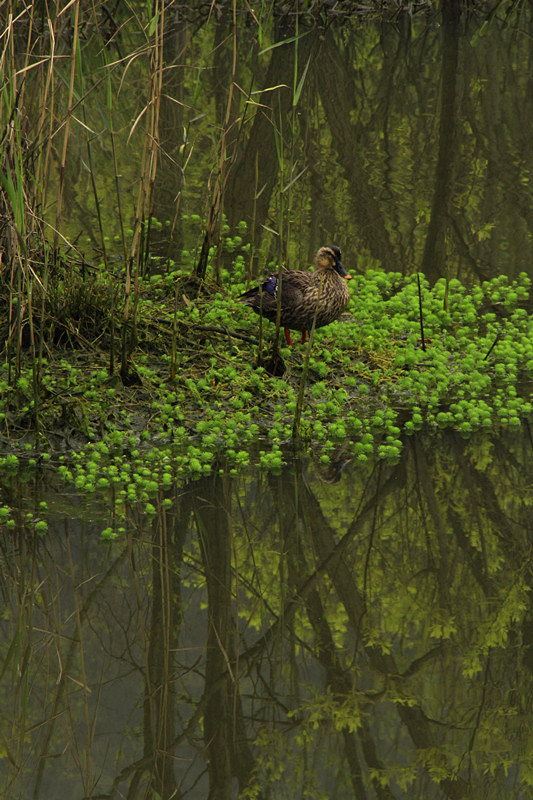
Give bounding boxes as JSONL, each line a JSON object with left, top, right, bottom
{"left": 315, "top": 245, "right": 352, "bottom": 279}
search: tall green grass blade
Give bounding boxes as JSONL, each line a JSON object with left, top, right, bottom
{"left": 293, "top": 54, "right": 311, "bottom": 107}
{"left": 259, "top": 30, "right": 310, "bottom": 55}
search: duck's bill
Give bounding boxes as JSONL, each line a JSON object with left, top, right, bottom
{"left": 336, "top": 260, "right": 352, "bottom": 280}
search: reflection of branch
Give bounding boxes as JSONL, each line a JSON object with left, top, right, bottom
{"left": 421, "top": 1, "right": 460, "bottom": 281}
{"left": 248, "top": 455, "right": 470, "bottom": 799}
{"left": 225, "top": 36, "right": 301, "bottom": 236}
{"left": 401, "top": 643, "right": 445, "bottom": 678}
{"left": 412, "top": 436, "right": 451, "bottom": 605}
{"left": 322, "top": 457, "right": 468, "bottom": 798}
{"left": 449, "top": 215, "right": 492, "bottom": 282}
{"left": 33, "top": 544, "right": 130, "bottom": 798}
{"left": 459, "top": 651, "right": 491, "bottom": 772}
{"left": 299, "top": 553, "right": 396, "bottom": 799}
{"left": 195, "top": 473, "right": 257, "bottom": 796}
{"left": 240, "top": 463, "right": 401, "bottom": 669}
{"left": 316, "top": 33, "right": 397, "bottom": 269}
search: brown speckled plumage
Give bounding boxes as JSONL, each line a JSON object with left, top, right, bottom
{"left": 239, "top": 245, "right": 351, "bottom": 345}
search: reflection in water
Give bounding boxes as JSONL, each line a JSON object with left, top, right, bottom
{"left": 1, "top": 430, "right": 532, "bottom": 799}
{"left": 46, "top": 5, "right": 533, "bottom": 285}
{"left": 162, "top": 6, "right": 533, "bottom": 282}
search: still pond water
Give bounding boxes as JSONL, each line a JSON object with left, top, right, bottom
{"left": 3, "top": 4, "right": 533, "bottom": 799}
{"left": 2, "top": 430, "right": 533, "bottom": 799}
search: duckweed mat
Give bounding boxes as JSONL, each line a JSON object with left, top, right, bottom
{"left": 1, "top": 268, "right": 532, "bottom": 526}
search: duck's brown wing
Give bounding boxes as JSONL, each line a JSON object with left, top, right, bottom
{"left": 239, "top": 271, "right": 309, "bottom": 322}
{"left": 277, "top": 274, "right": 308, "bottom": 308}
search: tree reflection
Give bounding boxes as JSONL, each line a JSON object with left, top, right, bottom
{"left": 154, "top": 428, "right": 531, "bottom": 798}
{"left": 1, "top": 428, "right": 532, "bottom": 798}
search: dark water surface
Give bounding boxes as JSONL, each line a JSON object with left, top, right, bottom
{"left": 1, "top": 429, "right": 533, "bottom": 799}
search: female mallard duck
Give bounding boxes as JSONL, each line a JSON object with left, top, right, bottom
{"left": 239, "top": 245, "right": 352, "bottom": 346}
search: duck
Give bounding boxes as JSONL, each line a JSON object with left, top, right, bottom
{"left": 239, "top": 245, "right": 352, "bottom": 346}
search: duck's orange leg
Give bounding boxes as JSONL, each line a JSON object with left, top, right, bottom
{"left": 284, "top": 328, "right": 293, "bottom": 347}
{"left": 301, "top": 331, "right": 307, "bottom": 344}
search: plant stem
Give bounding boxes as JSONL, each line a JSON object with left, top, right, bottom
{"left": 417, "top": 272, "right": 426, "bottom": 352}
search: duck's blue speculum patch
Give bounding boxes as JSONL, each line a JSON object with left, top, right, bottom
{"left": 264, "top": 276, "right": 277, "bottom": 297}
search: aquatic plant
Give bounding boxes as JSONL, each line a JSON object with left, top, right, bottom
{"left": 0, "top": 265, "right": 529, "bottom": 544}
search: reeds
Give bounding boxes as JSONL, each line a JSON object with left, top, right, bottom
{"left": 0, "top": 2, "right": 181, "bottom": 400}
{"left": 2, "top": 3, "right": 275, "bottom": 407}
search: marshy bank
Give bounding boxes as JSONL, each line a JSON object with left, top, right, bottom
{"left": 1, "top": 2, "right": 533, "bottom": 798}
